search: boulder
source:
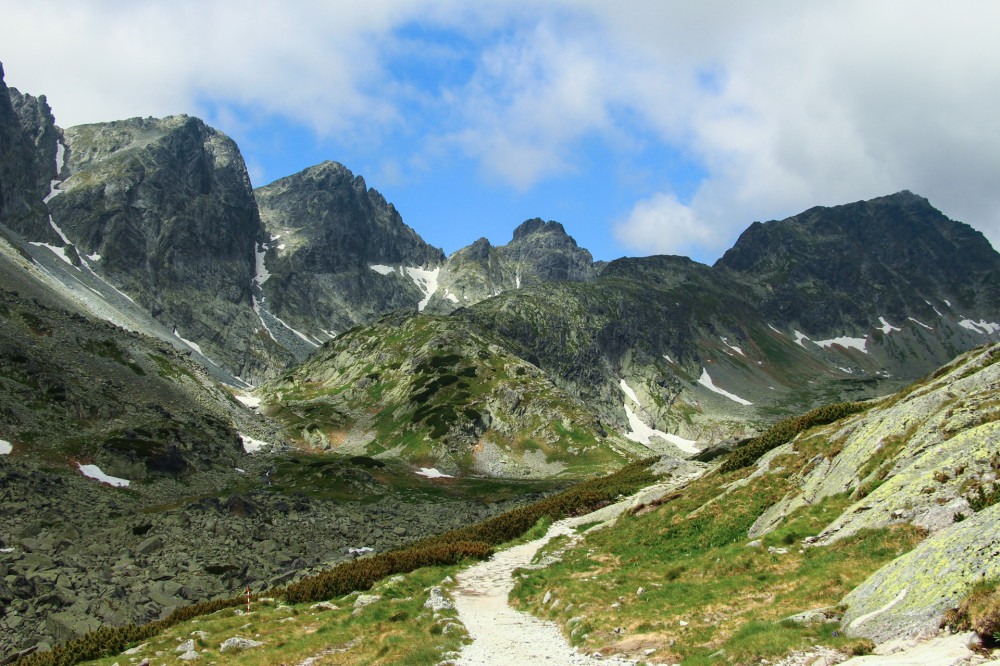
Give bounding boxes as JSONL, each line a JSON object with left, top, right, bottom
{"left": 219, "top": 637, "right": 263, "bottom": 653}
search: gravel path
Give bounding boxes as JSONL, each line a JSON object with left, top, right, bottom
{"left": 448, "top": 467, "right": 707, "bottom": 665}
{"left": 451, "top": 516, "right": 637, "bottom": 665}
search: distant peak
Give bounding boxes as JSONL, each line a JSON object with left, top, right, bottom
{"left": 512, "top": 218, "right": 569, "bottom": 242}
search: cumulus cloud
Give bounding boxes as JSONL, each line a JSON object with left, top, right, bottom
{"left": 3, "top": 0, "right": 1000, "bottom": 258}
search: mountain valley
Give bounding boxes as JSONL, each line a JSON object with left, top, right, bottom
{"left": 2, "top": 58, "right": 1000, "bottom": 665}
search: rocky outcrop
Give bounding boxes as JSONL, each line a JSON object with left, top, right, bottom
{"left": 254, "top": 160, "right": 445, "bottom": 350}
{"left": 0, "top": 63, "right": 54, "bottom": 243}
{"left": 840, "top": 503, "right": 1000, "bottom": 644}
{"left": 428, "top": 218, "right": 596, "bottom": 311}
{"left": 715, "top": 191, "right": 1000, "bottom": 334}
{"left": 743, "top": 343, "right": 1000, "bottom": 543}
{"left": 46, "top": 115, "right": 289, "bottom": 382}
{"left": 6, "top": 85, "right": 61, "bottom": 197}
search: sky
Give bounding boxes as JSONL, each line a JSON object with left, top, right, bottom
{"left": 3, "top": 0, "right": 1000, "bottom": 264}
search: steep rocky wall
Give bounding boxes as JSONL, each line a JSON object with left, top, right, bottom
{"left": 0, "top": 63, "right": 53, "bottom": 242}
{"left": 46, "top": 115, "right": 289, "bottom": 382}
{"left": 254, "top": 161, "right": 445, "bottom": 341}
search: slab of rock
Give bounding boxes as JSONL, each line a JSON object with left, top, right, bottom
{"left": 842, "top": 503, "right": 1000, "bottom": 644}
{"left": 353, "top": 594, "right": 381, "bottom": 611}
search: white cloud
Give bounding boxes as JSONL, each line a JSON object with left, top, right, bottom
{"left": 3, "top": 0, "right": 1000, "bottom": 258}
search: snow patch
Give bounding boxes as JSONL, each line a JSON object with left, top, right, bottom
{"left": 768, "top": 324, "right": 785, "bottom": 336}
{"left": 0, "top": 439, "right": 12, "bottom": 455}
{"left": 405, "top": 266, "right": 441, "bottom": 311}
{"left": 416, "top": 467, "right": 453, "bottom": 479}
{"left": 959, "top": 319, "right": 1000, "bottom": 335}
{"left": 663, "top": 353, "right": 673, "bottom": 363}
{"left": 173, "top": 329, "right": 204, "bottom": 356}
{"left": 623, "top": 404, "right": 699, "bottom": 454}
{"left": 444, "top": 289, "right": 459, "bottom": 304}
{"left": 944, "top": 299, "right": 952, "bottom": 308}
{"left": 793, "top": 330, "right": 810, "bottom": 347}
{"left": 30, "top": 242, "right": 73, "bottom": 265}
{"left": 814, "top": 336, "right": 868, "bottom": 353}
{"left": 236, "top": 394, "right": 261, "bottom": 409}
{"left": 925, "top": 300, "right": 944, "bottom": 317}
{"left": 908, "top": 317, "right": 933, "bottom": 330}
{"left": 240, "top": 434, "right": 270, "bottom": 454}
{"left": 77, "top": 463, "right": 130, "bottom": 487}
{"left": 720, "top": 337, "right": 744, "bottom": 356}
{"left": 87, "top": 253, "right": 101, "bottom": 261}
{"left": 877, "top": 317, "right": 901, "bottom": 334}
{"left": 370, "top": 264, "right": 395, "bottom": 276}
{"left": 349, "top": 546, "right": 374, "bottom": 554}
{"left": 697, "top": 369, "right": 753, "bottom": 406}
{"left": 254, "top": 242, "right": 271, "bottom": 285}
{"left": 619, "top": 379, "right": 641, "bottom": 405}
{"left": 252, "top": 295, "right": 320, "bottom": 347}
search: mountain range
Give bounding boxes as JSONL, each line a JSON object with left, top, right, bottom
{"left": 3, "top": 62, "right": 1000, "bottom": 476}
{"left": 2, "top": 59, "right": 1000, "bottom": 658}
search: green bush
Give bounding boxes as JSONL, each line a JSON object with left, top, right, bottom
{"left": 720, "top": 402, "right": 872, "bottom": 473}
{"left": 968, "top": 483, "right": 1000, "bottom": 512}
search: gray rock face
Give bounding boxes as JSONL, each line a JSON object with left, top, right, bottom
{"left": 46, "top": 114, "right": 289, "bottom": 382}
{"left": 7, "top": 86, "right": 61, "bottom": 197}
{"left": 0, "top": 63, "right": 54, "bottom": 242}
{"left": 841, "top": 503, "right": 1000, "bottom": 644}
{"left": 254, "top": 160, "right": 445, "bottom": 349}
{"left": 429, "top": 218, "right": 596, "bottom": 311}
{"left": 715, "top": 191, "right": 1000, "bottom": 334}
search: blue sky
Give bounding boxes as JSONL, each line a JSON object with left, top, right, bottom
{"left": 4, "top": 1, "right": 1000, "bottom": 263}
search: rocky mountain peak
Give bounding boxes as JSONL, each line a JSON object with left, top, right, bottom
{"left": 511, "top": 218, "right": 573, "bottom": 244}
{"left": 714, "top": 191, "right": 1000, "bottom": 332}
{"left": 0, "top": 63, "right": 54, "bottom": 242}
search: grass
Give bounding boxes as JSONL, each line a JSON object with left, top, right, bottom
{"left": 77, "top": 565, "right": 469, "bottom": 666}
{"left": 509, "top": 438, "right": 926, "bottom": 665}
{"left": 941, "top": 579, "right": 1000, "bottom": 646}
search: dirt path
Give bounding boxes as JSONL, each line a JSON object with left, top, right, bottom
{"left": 450, "top": 515, "right": 637, "bottom": 665}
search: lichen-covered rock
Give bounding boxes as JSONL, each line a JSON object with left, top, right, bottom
{"left": 424, "top": 586, "right": 454, "bottom": 611}
{"left": 841, "top": 503, "right": 1000, "bottom": 644}
{"left": 746, "top": 343, "right": 1000, "bottom": 544}
{"left": 219, "top": 636, "right": 264, "bottom": 653}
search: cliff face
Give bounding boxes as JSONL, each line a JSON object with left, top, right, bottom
{"left": 427, "top": 218, "right": 596, "bottom": 311}
{"left": 45, "top": 114, "right": 290, "bottom": 381}
{"left": 0, "top": 63, "right": 53, "bottom": 242}
{"left": 253, "top": 161, "right": 446, "bottom": 346}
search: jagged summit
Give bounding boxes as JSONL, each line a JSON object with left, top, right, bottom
{"left": 715, "top": 190, "right": 1000, "bottom": 333}
{"left": 510, "top": 217, "right": 574, "bottom": 244}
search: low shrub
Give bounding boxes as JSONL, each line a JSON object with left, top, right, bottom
{"left": 941, "top": 579, "right": 1000, "bottom": 645}
{"left": 967, "top": 483, "right": 1000, "bottom": 512}
{"left": 720, "top": 402, "right": 872, "bottom": 473}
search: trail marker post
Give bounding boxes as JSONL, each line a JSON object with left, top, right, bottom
{"left": 247, "top": 586, "right": 250, "bottom": 614}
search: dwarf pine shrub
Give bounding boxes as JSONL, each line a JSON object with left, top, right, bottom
{"left": 720, "top": 401, "right": 871, "bottom": 473}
